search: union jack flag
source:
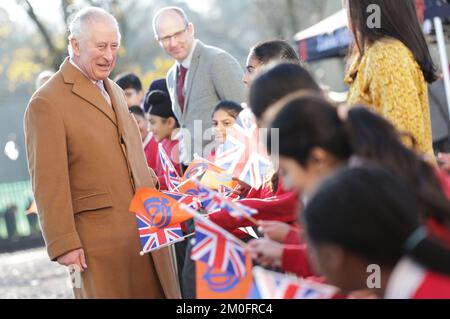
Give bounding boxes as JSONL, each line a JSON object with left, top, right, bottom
{"left": 158, "top": 143, "right": 182, "bottom": 191}
{"left": 214, "top": 109, "right": 272, "bottom": 189}
{"left": 250, "top": 267, "right": 337, "bottom": 299}
{"left": 162, "top": 191, "right": 202, "bottom": 211}
{"left": 192, "top": 181, "right": 257, "bottom": 219}
{"left": 136, "top": 214, "right": 184, "bottom": 253}
{"left": 191, "top": 216, "right": 248, "bottom": 278}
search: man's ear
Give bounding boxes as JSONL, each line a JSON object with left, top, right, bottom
{"left": 70, "top": 38, "right": 81, "bottom": 57}
{"left": 188, "top": 22, "right": 195, "bottom": 37}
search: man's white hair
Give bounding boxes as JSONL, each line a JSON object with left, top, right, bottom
{"left": 67, "top": 6, "right": 121, "bottom": 58}
{"left": 152, "top": 6, "right": 190, "bottom": 36}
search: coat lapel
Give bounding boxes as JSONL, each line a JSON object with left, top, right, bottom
{"left": 168, "top": 65, "right": 183, "bottom": 121}
{"left": 183, "top": 42, "right": 202, "bottom": 120}
{"left": 61, "top": 58, "right": 117, "bottom": 126}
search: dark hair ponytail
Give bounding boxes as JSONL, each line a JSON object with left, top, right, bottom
{"left": 267, "top": 93, "right": 351, "bottom": 166}
{"left": 304, "top": 165, "right": 450, "bottom": 276}
{"left": 268, "top": 93, "right": 450, "bottom": 224}
{"left": 344, "top": 106, "right": 450, "bottom": 223}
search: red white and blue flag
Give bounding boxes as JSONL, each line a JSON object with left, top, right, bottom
{"left": 191, "top": 181, "right": 257, "bottom": 219}
{"left": 162, "top": 191, "right": 202, "bottom": 211}
{"left": 191, "top": 216, "right": 248, "bottom": 278}
{"left": 214, "top": 109, "right": 272, "bottom": 189}
{"left": 136, "top": 213, "right": 184, "bottom": 253}
{"left": 158, "top": 143, "right": 182, "bottom": 191}
{"left": 249, "top": 266, "right": 338, "bottom": 299}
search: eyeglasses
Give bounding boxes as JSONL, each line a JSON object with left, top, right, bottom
{"left": 157, "top": 26, "right": 188, "bottom": 45}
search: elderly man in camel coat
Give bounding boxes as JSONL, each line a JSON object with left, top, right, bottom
{"left": 24, "top": 7, "right": 180, "bottom": 299}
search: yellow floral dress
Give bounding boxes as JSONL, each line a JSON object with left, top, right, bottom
{"left": 345, "top": 37, "right": 434, "bottom": 157}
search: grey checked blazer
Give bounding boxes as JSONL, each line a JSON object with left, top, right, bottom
{"left": 166, "top": 41, "right": 245, "bottom": 164}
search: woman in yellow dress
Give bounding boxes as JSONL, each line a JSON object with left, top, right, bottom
{"left": 344, "top": 0, "right": 437, "bottom": 158}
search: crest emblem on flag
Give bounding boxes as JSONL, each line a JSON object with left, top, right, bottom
{"left": 144, "top": 197, "right": 172, "bottom": 229}
{"left": 203, "top": 267, "right": 240, "bottom": 293}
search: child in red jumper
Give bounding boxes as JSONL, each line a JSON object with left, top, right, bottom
{"left": 147, "top": 90, "right": 182, "bottom": 190}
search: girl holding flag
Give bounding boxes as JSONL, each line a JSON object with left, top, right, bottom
{"left": 247, "top": 92, "right": 450, "bottom": 283}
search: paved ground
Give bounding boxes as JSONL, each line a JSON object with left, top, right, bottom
{"left": 0, "top": 248, "right": 73, "bottom": 299}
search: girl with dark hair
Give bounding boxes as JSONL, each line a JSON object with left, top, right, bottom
{"left": 248, "top": 61, "right": 322, "bottom": 121}
{"left": 303, "top": 165, "right": 450, "bottom": 298}
{"left": 210, "top": 100, "right": 243, "bottom": 148}
{"left": 248, "top": 92, "right": 450, "bottom": 280}
{"left": 243, "top": 40, "right": 300, "bottom": 86}
{"left": 344, "top": 0, "right": 436, "bottom": 157}
{"left": 206, "top": 100, "right": 300, "bottom": 243}
{"left": 146, "top": 90, "right": 182, "bottom": 190}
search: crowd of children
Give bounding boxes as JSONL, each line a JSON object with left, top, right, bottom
{"left": 114, "top": 0, "right": 450, "bottom": 299}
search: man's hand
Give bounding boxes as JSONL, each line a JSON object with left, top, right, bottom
{"left": 57, "top": 248, "right": 88, "bottom": 272}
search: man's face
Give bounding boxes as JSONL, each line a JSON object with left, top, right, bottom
{"left": 155, "top": 12, "right": 194, "bottom": 62}
{"left": 72, "top": 20, "right": 120, "bottom": 81}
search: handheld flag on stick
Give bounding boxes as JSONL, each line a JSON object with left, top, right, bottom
{"left": 250, "top": 266, "right": 338, "bottom": 299}
{"left": 130, "top": 188, "right": 195, "bottom": 254}
{"left": 182, "top": 204, "right": 249, "bottom": 278}
{"left": 215, "top": 109, "right": 273, "bottom": 189}
{"left": 136, "top": 220, "right": 184, "bottom": 254}
{"left": 130, "top": 188, "right": 194, "bottom": 232}
{"left": 182, "top": 155, "right": 238, "bottom": 192}
{"left": 191, "top": 180, "right": 259, "bottom": 224}
{"left": 162, "top": 191, "right": 202, "bottom": 211}
{"left": 158, "top": 143, "right": 182, "bottom": 191}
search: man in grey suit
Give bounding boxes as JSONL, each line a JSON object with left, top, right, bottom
{"left": 153, "top": 6, "right": 245, "bottom": 299}
{"left": 153, "top": 6, "right": 245, "bottom": 169}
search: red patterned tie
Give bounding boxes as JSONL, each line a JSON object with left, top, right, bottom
{"left": 177, "top": 65, "right": 188, "bottom": 113}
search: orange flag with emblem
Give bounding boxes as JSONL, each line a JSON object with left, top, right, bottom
{"left": 129, "top": 188, "right": 193, "bottom": 233}
{"left": 196, "top": 255, "right": 253, "bottom": 299}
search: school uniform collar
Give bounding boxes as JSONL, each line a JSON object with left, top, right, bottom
{"left": 384, "top": 258, "right": 426, "bottom": 299}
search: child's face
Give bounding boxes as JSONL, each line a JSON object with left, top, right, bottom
{"left": 212, "top": 109, "right": 237, "bottom": 144}
{"left": 149, "top": 114, "right": 174, "bottom": 142}
{"left": 124, "top": 88, "right": 144, "bottom": 107}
